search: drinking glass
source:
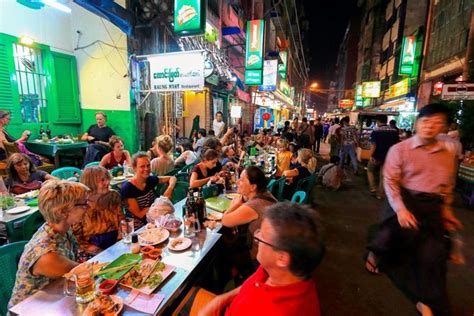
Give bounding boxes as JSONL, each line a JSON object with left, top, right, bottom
{"left": 120, "top": 218, "right": 134, "bottom": 243}
{"left": 64, "top": 262, "right": 96, "bottom": 303}
{"left": 183, "top": 213, "right": 197, "bottom": 237}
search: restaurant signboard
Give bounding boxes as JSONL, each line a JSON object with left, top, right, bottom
{"left": 148, "top": 50, "right": 204, "bottom": 92}
{"left": 388, "top": 78, "right": 410, "bottom": 99}
{"left": 338, "top": 99, "right": 354, "bottom": 109}
{"left": 174, "top": 0, "right": 206, "bottom": 35}
{"left": 355, "top": 84, "right": 363, "bottom": 107}
{"left": 245, "top": 19, "right": 265, "bottom": 70}
{"left": 399, "top": 35, "right": 416, "bottom": 75}
{"left": 245, "top": 69, "right": 263, "bottom": 85}
{"left": 278, "top": 51, "right": 288, "bottom": 79}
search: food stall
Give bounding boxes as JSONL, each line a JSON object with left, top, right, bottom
{"left": 354, "top": 110, "right": 400, "bottom": 161}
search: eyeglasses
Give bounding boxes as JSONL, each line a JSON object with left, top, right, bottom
{"left": 74, "top": 200, "right": 89, "bottom": 208}
{"left": 253, "top": 229, "right": 279, "bottom": 249}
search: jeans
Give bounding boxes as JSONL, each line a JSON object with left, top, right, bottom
{"left": 367, "top": 160, "right": 384, "bottom": 196}
{"left": 339, "top": 144, "right": 358, "bottom": 173}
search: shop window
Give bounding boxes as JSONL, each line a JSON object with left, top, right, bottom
{"left": 12, "top": 43, "right": 47, "bottom": 123}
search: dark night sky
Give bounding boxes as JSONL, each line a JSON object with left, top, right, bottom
{"left": 303, "top": 0, "right": 359, "bottom": 87}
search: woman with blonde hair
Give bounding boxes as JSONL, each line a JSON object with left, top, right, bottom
{"left": 275, "top": 139, "right": 292, "bottom": 177}
{"left": 99, "top": 135, "right": 132, "bottom": 170}
{"left": 73, "top": 166, "right": 125, "bottom": 255}
{"left": 282, "top": 148, "right": 316, "bottom": 199}
{"left": 9, "top": 181, "right": 90, "bottom": 307}
{"left": 151, "top": 135, "right": 175, "bottom": 176}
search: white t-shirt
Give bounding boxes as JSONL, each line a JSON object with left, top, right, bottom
{"left": 328, "top": 123, "right": 340, "bottom": 137}
{"left": 213, "top": 120, "right": 225, "bottom": 137}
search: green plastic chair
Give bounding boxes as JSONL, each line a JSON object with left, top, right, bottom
{"left": 23, "top": 212, "right": 45, "bottom": 240}
{"left": 267, "top": 177, "right": 285, "bottom": 201}
{"left": 176, "top": 163, "right": 196, "bottom": 182}
{"left": 51, "top": 167, "right": 82, "bottom": 180}
{"left": 291, "top": 191, "right": 307, "bottom": 204}
{"left": 172, "top": 181, "right": 190, "bottom": 204}
{"left": 84, "top": 161, "right": 100, "bottom": 168}
{"left": 163, "top": 168, "right": 181, "bottom": 177}
{"left": 296, "top": 175, "right": 317, "bottom": 193}
{"left": 0, "top": 241, "right": 28, "bottom": 315}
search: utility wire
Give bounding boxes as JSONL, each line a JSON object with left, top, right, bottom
{"left": 101, "top": 18, "right": 128, "bottom": 70}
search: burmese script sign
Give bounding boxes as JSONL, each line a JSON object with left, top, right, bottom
{"left": 148, "top": 51, "right": 204, "bottom": 92}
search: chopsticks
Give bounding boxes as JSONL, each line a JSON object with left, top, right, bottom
{"left": 140, "top": 259, "right": 160, "bottom": 285}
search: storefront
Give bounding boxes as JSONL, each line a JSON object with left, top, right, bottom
{"left": 379, "top": 79, "right": 417, "bottom": 130}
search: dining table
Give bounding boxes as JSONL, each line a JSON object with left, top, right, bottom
{"left": 0, "top": 194, "right": 39, "bottom": 242}
{"left": 26, "top": 140, "right": 89, "bottom": 168}
{"left": 9, "top": 198, "right": 224, "bottom": 315}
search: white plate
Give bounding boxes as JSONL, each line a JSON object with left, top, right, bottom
{"left": 15, "top": 190, "right": 40, "bottom": 199}
{"left": 168, "top": 237, "right": 192, "bottom": 251}
{"left": 113, "top": 176, "right": 126, "bottom": 181}
{"left": 6, "top": 206, "right": 30, "bottom": 215}
{"left": 138, "top": 227, "right": 170, "bottom": 246}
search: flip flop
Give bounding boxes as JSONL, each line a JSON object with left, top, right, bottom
{"left": 363, "top": 252, "right": 380, "bottom": 275}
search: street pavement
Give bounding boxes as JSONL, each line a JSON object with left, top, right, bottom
{"left": 311, "top": 142, "right": 474, "bottom": 316}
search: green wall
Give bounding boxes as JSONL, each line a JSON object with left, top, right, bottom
{"left": 81, "top": 109, "right": 138, "bottom": 153}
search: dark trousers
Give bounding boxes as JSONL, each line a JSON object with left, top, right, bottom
{"left": 368, "top": 190, "right": 450, "bottom": 315}
{"left": 315, "top": 137, "right": 322, "bottom": 153}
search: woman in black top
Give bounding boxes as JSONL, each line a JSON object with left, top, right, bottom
{"left": 190, "top": 149, "right": 225, "bottom": 188}
{"left": 282, "top": 148, "right": 316, "bottom": 199}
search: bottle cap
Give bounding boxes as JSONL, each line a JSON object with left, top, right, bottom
{"left": 131, "top": 233, "right": 138, "bottom": 243}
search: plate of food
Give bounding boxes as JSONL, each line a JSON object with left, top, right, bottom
{"left": 138, "top": 227, "right": 170, "bottom": 246}
{"left": 121, "top": 259, "right": 175, "bottom": 295}
{"left": 206, "top": 211, "right": 223, "bottom": 221}
{"left": 113, "top": 176, "right": 126, "bottom": 181}
{"left": 6, "top": 206, "right": 30, "bottom": 215}
{"left": 15, "top": 190, "right": 40, "bottom": 199}
{"left": 224, "top": 193, "right": 240, "bottom": 200}
{"left": 83, "top": 294, "right": 123, "bottom": 316}
{"left": 168, "top": 237, "right": 192, "bottom": 251}
{"left": 96, "top": 253, "right": 141, "bottom": 280}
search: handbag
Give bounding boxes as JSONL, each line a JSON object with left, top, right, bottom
{"left": 10, "top": 180, "right": 42, "bottom": 195}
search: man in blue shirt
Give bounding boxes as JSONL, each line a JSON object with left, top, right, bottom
{"left": 367, "top": 115, "right": 399, "bottom": 199}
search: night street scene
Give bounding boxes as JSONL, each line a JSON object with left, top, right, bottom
{"left": 0, "top": 0, "right": 473, "bottom": 315}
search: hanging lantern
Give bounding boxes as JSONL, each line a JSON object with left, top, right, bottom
{"left": 433, "top": 81, "right": 443, "bottom": 96}
{"left": 262, "top": 112, "right": 271, "bottom": 121}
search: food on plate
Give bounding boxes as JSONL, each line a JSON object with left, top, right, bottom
{"left": 121, "top": 261, "right": 165, "bottom": 288}
{"left": 170, "top": 239, "right": 183, "bottom": 248}
{"left": 138, "top": 227, "right": 169, "bottom": 245}
{"left": 147, "top": 248, "right": 162, "bottom": 260}
{"left": 206, "top": 213, "right": 221, "bottom": 221}
{"left": 85, "top": 294, "right": 122, "bottom": 316}
{"left": 146, "top": 222, "right": 156, "bottom": 230}
{"left": 140, "top": 245, "right": 154, "bottom": 256}
{"left": 204, "top": 220, "right": 218, "bottom": 230}
{"left": 177, "top": 5, "right": 197, "bottom": 26}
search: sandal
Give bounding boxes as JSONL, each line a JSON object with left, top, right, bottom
{"left": 364, "top": 251, "right": 380, "bottom": 275}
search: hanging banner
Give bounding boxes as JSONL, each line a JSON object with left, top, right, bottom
{"left": 259, "top": 60, "right": 278, "bottom": 91}
{"left": 245, "top": 69, "right": 262, "bottom": 85}
{"left": 148, "top": 50, "right": 204, "bottom": 92}
{"left": 399, "top": 35, "right": 416, "bottom": 75}
{"left": 174, "top": 0, "right": 206, "bottom": 35}
{"left": 245, "top": 19, "right": 265, "bottom": 70}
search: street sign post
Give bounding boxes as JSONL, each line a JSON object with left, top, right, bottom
{"left": 441, "top": 83, "right": 474, "bottom": 100}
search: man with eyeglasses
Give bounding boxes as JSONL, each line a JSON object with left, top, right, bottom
{"left": 198, "top": 203, "right": 324, "bottom": 316}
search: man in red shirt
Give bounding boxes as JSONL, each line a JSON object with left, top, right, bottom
{"left": 199, "top": 203, "right": 324, "bottom": 316}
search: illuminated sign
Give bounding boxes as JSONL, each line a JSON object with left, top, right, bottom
{"left": 388, "top": 79, "right": 410, "bottom": 99}
{"left": 279, "top": 79, "right": 290, "bottom": 96}
{"left": 355, "top": 85, "right": 363, "bottom": 107}
{"left": 278, "top": 51, "right": 288, "bottom": 79}
{"left": 148, "top": 50, "right": 204, "bottom": 91}
{"left": 399, "top": 35, "right": 416, "bottom": 75}
{"left": 174, "top": 0, "right": 206, "bottom": 36}
{"left": 362, "top": 81, "right": 381, "bottom": 98}
{"left": 245, "top": 20, "right": 265, "bottom": 70}
{"left": 339, "top": 99, "right": 354, "bottom": 109}
{"left": 259, "top": 60, "right": 278, "bottom": 91}
{"left": 245, "top": 69, "right": 262, "bottom": 85}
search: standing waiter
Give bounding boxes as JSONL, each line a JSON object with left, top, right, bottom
{"left": 366, "top": 103, "right": 462, "bottom": 315}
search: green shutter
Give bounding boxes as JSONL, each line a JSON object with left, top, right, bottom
{"left": 51, "top": 52, "right": 81, "bottom": 123}
{"left": 0, "top": 39, "right": 20, "bottom": 123}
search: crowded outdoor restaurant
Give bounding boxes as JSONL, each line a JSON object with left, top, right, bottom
{"left": 1, "top": 0, "right": 473, "bottom": 315}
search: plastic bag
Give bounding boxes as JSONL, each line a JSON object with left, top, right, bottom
{"left": 146, "top": 196, "right": 175, "bottom": 223}
{"left": 155, "top": 213, "right": 182, "bottom": 232}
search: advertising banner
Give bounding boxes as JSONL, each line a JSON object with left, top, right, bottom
{"left": 245, "top": 69, "right": 262, "bottom": 85}
{"left": 245, "top": 20, "right": 265, "bottom": 70}
{"left": 148, "top": 50, "right": 204, "bottom": 92}
{"left": 399, "top": 35, "right": 416, "bottom": 75}
{"left": 174, "top": 0, "right": 206, "bottom": 35}
{"left": 259, "top": 60, "right": 278, "bottom": 91}
{"left": 355, "top": 85, "right": 363, "bottom": 107}
{"left": 362, "top": 81, "right": 381, "bottom": 98}
{"left": 339, "top": 99, "right": 354, "bottom": 109}
{"left": 388, "top": 79, "right": 410, "bottom": 99}
{"left": 278, "top": 51, "right": 288, "bottom": 79}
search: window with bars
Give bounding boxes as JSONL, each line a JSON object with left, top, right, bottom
{"left": 12, "top": 43, "right": 47, "bottom": 123}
